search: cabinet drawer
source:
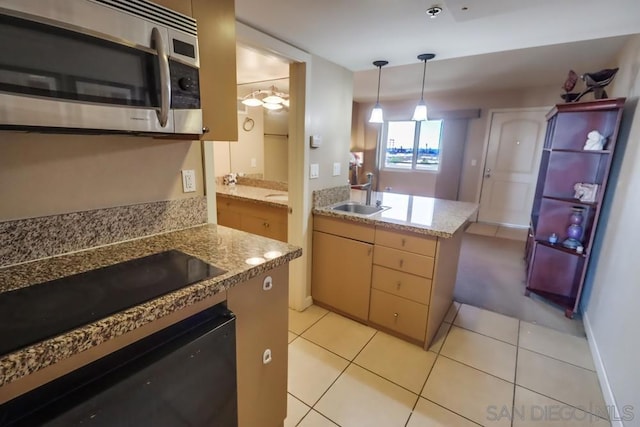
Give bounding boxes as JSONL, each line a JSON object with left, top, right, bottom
{"left": 369, "top": 289, "right": 428, "bottom": 342}
{"left": 371, "top": 265, "right": 431, "bottom": 305}
{"left": 313, "top": 215, "right": 374, "bottom": 243}
{"left": 241, "top": 214, "right": 287, "bottom": 242}
{"left": 375, "top": 228, "right": 436, "bottom": 257}
{"left": 373, "top": 246, "right": 434, "bottom": 278}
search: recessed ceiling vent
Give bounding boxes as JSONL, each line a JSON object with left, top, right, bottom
{"left": 426, "top": 6, "right": 443, "bottom": 18}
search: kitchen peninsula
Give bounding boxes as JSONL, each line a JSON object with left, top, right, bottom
{"left": 312, "top": 189, "right": 477, "bottom": 349}
{"left": 0, "top": 224, "right": 301, "bottom": 427}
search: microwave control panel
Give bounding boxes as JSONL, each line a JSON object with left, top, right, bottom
{"left": 169, "top": 60, "right": 200, "bottom": 110}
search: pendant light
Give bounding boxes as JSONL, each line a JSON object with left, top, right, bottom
{"left": 412, "top": 53, "right": 435, "bottom": 121}
{"left": 369, "top": 60, "right": 388, "bottom": 123}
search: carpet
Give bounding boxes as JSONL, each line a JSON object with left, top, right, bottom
{"left": 454, "top": 233, "right": 586, "bottom": 336}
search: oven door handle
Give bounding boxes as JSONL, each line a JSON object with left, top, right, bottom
{"left": 152, "top": 27, "right": 170, "bottom": 128}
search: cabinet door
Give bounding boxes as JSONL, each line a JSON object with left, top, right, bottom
{"left": 311, "top": 231, "right": 373, "bottom": 321}
{"left": 191, "top": 0, "right": 238, "bottom": 141}
{"left": 227, "top": 266, "right": 288, "bottom": 427}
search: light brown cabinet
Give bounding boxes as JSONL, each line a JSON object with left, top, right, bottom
{"left": 152, "top": 0, "right": 238, "bottom": 140}
{"left": 311, "top": 216, "right": 374, "bottom": 321}
{"left": 369, "top": 228, "right": 435, "bottom": 343}
{"left": 311, "top": 215, "right": 464, "bottom": 348}
{"left": 226, "top": 265, "right": 288, "bottom": 427}
{"left": 216, "top": 195, "right": 288, "bottom": 242}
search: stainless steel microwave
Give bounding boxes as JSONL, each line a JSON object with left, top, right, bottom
{"left": 0, "top": 0, "right": 202, "bottom": 135}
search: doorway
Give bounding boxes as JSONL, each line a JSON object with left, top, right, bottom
{"left": 478, "top": 109, "right": 548, "bottom": 227}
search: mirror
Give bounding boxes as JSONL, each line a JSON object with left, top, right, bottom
{"left": 214, "top": 44, "right": 290, "bottom": 183}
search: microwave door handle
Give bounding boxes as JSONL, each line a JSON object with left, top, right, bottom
{"left": 151, "top": 27, "right": 170, "bottom": 128}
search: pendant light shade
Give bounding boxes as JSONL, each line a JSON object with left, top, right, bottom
{"left": 412, "top": 53, "right": 435, "bottom": 121}
{"left": 369, "top": 60, "right": 388, "bottom": 124}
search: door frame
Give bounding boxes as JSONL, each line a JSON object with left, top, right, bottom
{"left": 476, "top": 107, "right": 550, "bottom": 225}
{"left": 205, "top": 22, "right": 313, "bottom": 311}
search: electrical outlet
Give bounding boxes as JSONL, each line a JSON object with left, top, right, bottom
{"left": 250, "top": 158, "right": 257, "bottom": 168}
{"left": 310, "top": 163, "right": 319, "bottom": 179}
{"left": 332, "top": 162, "right": 341, "bottom": 176}
{"left": 181, "top": 169, "right": 196, "bottom": 192}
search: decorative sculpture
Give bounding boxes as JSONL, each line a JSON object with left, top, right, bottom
{"left": 583, "top": 130, "right": 606, "bottom": 150}
{"left": 560, "top": 68, "right": 618, "bottom": 103}
{"left": 573, "top": 183, "right": 599, "bottom": 202}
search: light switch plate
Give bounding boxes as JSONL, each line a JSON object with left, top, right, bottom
{"left": 250, "top": 158, "right": 257, "bottom": 168}
{"left": 181, "top": 169, "right": 196, "bottom": 192}
{"left": 310, "top": 163, "right": 319, "bottom": 179}
{"left": 332, "top": 162, "right": 341, "bottom": 176}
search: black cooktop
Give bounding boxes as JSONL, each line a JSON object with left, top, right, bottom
{"left": 0, "top": 250, "right": 226, "bottom": 356}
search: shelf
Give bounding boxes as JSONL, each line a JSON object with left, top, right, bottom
{"left": 543, "top": 148, "right": 611, "bottom": 154}
{"left": 541, "top": 196, "right": 598, "bottom": 207}
{"left": 535, "top": 240, "right": 587, "bottom": 257}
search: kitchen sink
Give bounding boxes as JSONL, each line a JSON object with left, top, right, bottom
{"left": 331, "top": 202, "right": 388, "bottom": 216}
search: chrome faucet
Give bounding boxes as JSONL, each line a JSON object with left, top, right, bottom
{"left": 363, "top": 172, "right": 374, "bottom": 205}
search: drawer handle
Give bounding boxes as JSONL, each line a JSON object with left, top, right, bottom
{"left": 263, "top": 222, "right": 270, "bottom": 228}
{"left": 399, "top": 259, "right": 404, "bottom": 268}
{"left": 263, "top": 276, "right": 273, "bottom": 291}
{"left": 393, "top": 312, "right": 399, "bottom": 319}
{"left": 263, "top": 349, "right": 272, "bottom": 365}
{"left": 396, "top": 281, "right": 402, "bottom": 289}
{"left": 401, "top": 238, "right": 406, "bottom": 247}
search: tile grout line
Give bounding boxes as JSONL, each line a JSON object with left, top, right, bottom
{"left": 288, "top": 392, "right": 312, "bottom": 427}
{"left": 437, "top": 353, "right": 515, "bottom": 384}
{"left": 421, "top": 398, "right": 484, "bottom": 426}
{"left": 449, "top": 323, "right": 519, "bottom": 347}
{"left": 303, "top": 330, "right": 380, "bottom": 426}
{"left": 511, "top": 320, "right": 521, "bottom": 427}
{"left": 514, "top": 384, "right": 611, "bottom": 422}
{"left": 516, "top": 345, "right": 598, "bottom": 373}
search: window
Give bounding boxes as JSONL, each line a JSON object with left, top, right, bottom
{"left": 381, "top": 120, "right": 443, "bottom": 171}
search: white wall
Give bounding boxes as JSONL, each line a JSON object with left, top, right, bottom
{"left": 308, "top": 55, "right": 354, "bottom": 192}
{"left": 583, "top": 34, "right": 640, "bottom": 426}
{"left": 213, "top": 107, "right": 265, "bottom": 176}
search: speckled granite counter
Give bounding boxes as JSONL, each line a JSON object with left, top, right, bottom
{"left": 313, "top": 190, "right": 478, "bottom": 238}
{"left": 216, "top": 184, "right": 288, "bottom": 208}
{"left": 0, "top": 224, "right": 301, "bottom": 388}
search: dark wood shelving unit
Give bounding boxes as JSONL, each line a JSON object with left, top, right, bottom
{"left": 526, "top": 98, "right": 625, "bottom": 318}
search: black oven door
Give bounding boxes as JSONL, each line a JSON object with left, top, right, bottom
{"left": 0, "top": 303, "right": 237, "bottom": 427}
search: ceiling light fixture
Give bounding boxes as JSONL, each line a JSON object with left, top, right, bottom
{"left": 240, "top": 85, "right": 289, "bottom": 110}
{"left": 412, "top": 53, "right": 435, "bottom": 122}
{"left": 369, "top": 60, "right": 388, "bottom": 124}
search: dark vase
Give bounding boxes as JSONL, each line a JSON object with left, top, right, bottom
{"left": 563, "top": 207, "right": 585, "bottom": 249}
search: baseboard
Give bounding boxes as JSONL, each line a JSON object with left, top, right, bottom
{"left": 584, "top": 312, "right": 625, "bottom": 427}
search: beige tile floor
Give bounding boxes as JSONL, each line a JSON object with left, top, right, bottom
{"left": 285, "top": 303, "right": 610, "bottom": 427}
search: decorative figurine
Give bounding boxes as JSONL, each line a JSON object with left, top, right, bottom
{"left": 560, "top": 68, "right": 618, "bottom": 102}
{"left": 563, "top": 207, "right": 585, "bottom": 249}
{"left": 548, "top": 233, "right": 559, "bottom": 244}
{"left": 574, "top": 183, "right": 599, "bottom": 202}
{"left": 584, "top": 130, "right": 606, "bottom": 150}
{"left": 582, "top": 68, "right": 619, "bottom": 100}
{"left": 561, "top": 70, "right": 579, "bottom": 102}
{"left": 223, "top": 173, "right": 237, "bottom": 185}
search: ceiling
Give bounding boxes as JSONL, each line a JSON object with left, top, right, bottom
{"left": 234, "top": 0, "right": 640, "bottom": 101}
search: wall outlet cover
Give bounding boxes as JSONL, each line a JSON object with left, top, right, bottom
{"left": 332, "top": 162, "right": 341, "bottom": 176}
{"left": 181, "top": 169, "right": 196, "bottom": 192}
{"left": 310, "top": 163, "right": 319, "bottom": 179}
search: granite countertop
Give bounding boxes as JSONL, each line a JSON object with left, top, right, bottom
{"left": 0, "top": 224, "right": 301, "bottom": 388}
{"left": 216, "top": 184, "right": 288, "bottom": 208}
{"left": 313, "top": 190, "right": 478, "bottom": 238}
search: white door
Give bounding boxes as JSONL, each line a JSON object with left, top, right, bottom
{"left": 478, "top": 109, "right": 548, "bottom": 227}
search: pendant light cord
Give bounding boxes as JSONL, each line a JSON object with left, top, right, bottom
{"left": 375, "top": 65, "right": 382, "bottom": 104}
{"left": 419, "top": 59, "right": 427, "bottom": 101}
